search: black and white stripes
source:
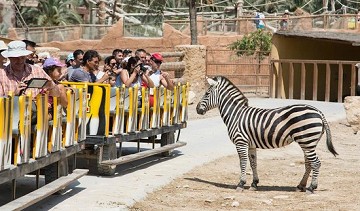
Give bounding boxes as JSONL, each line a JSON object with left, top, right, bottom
{"left": 196, "top": 76, "right": 338, "bottom": 193}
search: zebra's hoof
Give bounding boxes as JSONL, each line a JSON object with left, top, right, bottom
{"left": 236, "top": 186, "right": 245, "bottom": 192}
{"left": 306, "top": 188, "right": 314, "bottom": 194}
{"left": 249, "top": 186, "right": 257, "bottom": 191}
{"left": 296, "top": 185, "right": 306, "bottom": 192}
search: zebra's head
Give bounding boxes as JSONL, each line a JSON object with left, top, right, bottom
{"left": 196, "top": 76, "right": 220, "bottom": 115}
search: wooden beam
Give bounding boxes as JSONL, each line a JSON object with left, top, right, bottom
{"left": 337, "top": 63, "right": 343, "bottom": 102}
{"left": 288, "top": 62, "right": 294, "bottom": 99}
{"left": 313, "top": 63, "right": 318, "bottom": 101}
{"left": 100, "top": 141, "right": 187, "bottom": 166}
{"left": 325, "top": 63, "right": 331, "bottom": 102}
{"left": 1, "top": 169, "right": 88, "bottom": 211}
{"left": 301, "top": 62, "right": 306, "bottom": 100}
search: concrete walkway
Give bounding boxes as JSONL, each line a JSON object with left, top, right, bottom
{"left": 25, "top": 98, "right": 346, "bottom": 210}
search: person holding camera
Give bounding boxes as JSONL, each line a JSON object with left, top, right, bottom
{"left": 0, "top": 40, "right": 60, "bottom": 98}
{"left": 119, "top": 56, "right": 154, "bottom": 88}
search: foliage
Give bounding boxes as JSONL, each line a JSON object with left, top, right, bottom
{"left": 228, "top": 29, "right": 272, "bottom": 59}
{"left": 20, "top": 0, "right": 82, "bottom": 27}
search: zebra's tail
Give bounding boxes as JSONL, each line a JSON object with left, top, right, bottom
{"left": 321, "top": 114, "right": 339, "bottom": 157}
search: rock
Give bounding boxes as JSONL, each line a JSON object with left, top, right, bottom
{"left": 344, "top": 96, "right": 360, "bottom": 134}
{"left": 231, "top": 201, "right": 240, "bottom": 207}
{"left": 183, "top": 185, "right": 189, "bottom": 188}
{"left": 273, "top": 195, "right": 289, "bottom": 199}
{"left": 290, "top": 163, "right": 296, "bottom": 167}
{"left": 224, "top": 196, "right": 235, "bottom": 200}
{"left": 262, "top": 199, "right": 273, "bottom": 205}
{"left": 205, "top": 199, "right": 214, "bottom": 203}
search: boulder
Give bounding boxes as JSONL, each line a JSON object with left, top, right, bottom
{"left": 343, "top": 96, "right": 360, "bottom": 134}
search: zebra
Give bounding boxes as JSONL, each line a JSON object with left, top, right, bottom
{"left": 196, "top": 76, "right": 338, "bottom": 193}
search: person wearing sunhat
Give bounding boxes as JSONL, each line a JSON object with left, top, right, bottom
{"left": 0, "top": 40, "right": 60, "bottom": 97}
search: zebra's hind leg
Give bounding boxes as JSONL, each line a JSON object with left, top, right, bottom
{"left": 248, "top": 148, "right": 259, "bottom": 191}
{"left": 236, "top": 145, "right": 248, "bottom": 192}
{"left": 297, "top": 156, "right": 311, "bottom": 192}
{"left": 302, "top": 150, "right": 321, "bottom": 193}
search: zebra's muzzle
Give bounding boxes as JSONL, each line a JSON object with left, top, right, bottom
{"left": 196, "top": 104, "right": 206, "bottom": 115}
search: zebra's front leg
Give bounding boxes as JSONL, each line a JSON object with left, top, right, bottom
{"left": 248, "top": 148, "right": 259, "bottom": 191}
{"left": 236, "top": 145, "right": 248, "bottom": 192}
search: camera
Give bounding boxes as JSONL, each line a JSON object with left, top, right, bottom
{"left": 140, "top": 63, "right": 148, "bottom": 72}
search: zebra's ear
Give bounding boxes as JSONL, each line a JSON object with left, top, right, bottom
{"left": 206, "top": 77, "right": 217, "bottom": 86}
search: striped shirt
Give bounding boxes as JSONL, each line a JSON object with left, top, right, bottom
{"left": 0, "top": 64, "right": 52, "bottom": 97}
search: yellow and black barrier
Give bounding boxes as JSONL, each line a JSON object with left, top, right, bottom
{"left": 13, "top": 93, "right": 33, "bottom": 165}
{"left": 0, "top": 94, "right": 13, "bottom": 171}
{"left": 62, "top": 82, "right": 111, "bottom": 137}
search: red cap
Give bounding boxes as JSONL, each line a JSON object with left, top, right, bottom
{"left": 151, "top": 53, "right": 163, "bottom": 62}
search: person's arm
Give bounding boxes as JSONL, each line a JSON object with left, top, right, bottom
{"left": 44, "top": 80, "right": 61, "bottom": 97}
{"left": 141, "top": 74, "right": 154, "bottom": 88}
{"left": 97, "top": 71, "right": 110, "bottom": 83}
{"left": 120, "top": 69, "right": 137, "bottom": 88}
{"left": 160, "top": 72, "right": 174, "bottom": 90}
{"left": 57, "top": 84, "right": 68, "bottom": 107}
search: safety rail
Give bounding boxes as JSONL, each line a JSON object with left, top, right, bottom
{"left": 61, "top": 81, "right": 189, "bottom": 176}
{"left": 0, "top": 88, "right": 87, "bottom": 208}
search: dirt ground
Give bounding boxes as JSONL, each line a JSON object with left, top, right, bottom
{"left": 130, "top": 104, "right": 360, "bottom": 211}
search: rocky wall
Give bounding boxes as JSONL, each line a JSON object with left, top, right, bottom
{"left": 344, "top": 96, "right": 360, "bottom": 135}
{"left": 175, "top": 45, "right": 206, "bottom": 103}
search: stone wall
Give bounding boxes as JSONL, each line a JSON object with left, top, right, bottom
{"left": 344, "top": 96, "right": 360, "bottom": 135}
{"left": 175, "top": 45, "right": 207, "bottom": 103}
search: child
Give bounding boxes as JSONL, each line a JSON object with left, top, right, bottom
{"left": 108, "top": 73, "right": 117, "bottom": 87}
{"left": 42, "top": 58, "right": 68, "bottom": 115}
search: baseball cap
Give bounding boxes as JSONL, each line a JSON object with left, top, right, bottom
{"left": 43, "top": 57, "right": 65, "bottom": 68}
{"left": 66, "top": 53, "right": 74, "bottom": 62}
{"left": 151, "top": 53, "right": 163, "bottom": 62}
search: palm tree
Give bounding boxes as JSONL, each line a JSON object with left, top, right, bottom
{"left": 21, "top": 0, "right": 82, "bottom": 27}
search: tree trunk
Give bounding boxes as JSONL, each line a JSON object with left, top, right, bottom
{"left": 189, "top": 0, "right": 198, "bottom": 45}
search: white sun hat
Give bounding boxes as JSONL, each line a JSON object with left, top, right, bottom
{"left": 1, "top": 40, "right": 33, "bottom": 58}
{"left": 0, "top": 40, "right": 7, "bottom": 51}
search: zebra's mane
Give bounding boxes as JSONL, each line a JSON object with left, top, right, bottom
{"left": 215, "top": 76, "right": 249, "bottom": 106}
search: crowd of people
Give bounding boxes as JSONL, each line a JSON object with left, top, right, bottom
{"left": 0, "top": 39, "right": 176, "bottom": 118}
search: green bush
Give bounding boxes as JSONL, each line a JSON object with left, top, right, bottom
{"left": 228, "top": 30, "right": 272, "bottom": 59}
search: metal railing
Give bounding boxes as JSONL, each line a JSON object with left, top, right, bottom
{"left": 10, "top": 14, "right": 360, "bottom": 42}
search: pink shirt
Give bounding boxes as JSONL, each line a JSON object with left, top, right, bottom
{"left": 0, "top": 64, "right": 52, "bottom": 97}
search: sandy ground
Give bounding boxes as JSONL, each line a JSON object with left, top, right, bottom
{"left": 130, "top": 103, "right": 360, "bottom": 211}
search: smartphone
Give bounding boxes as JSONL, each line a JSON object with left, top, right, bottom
{"left": 25, "top": 78, "right": 48, "bottom": 89}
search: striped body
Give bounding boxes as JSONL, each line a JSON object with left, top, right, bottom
{"left": 197, "top": 76, "right": 337, "bottom": 193}
{"left": 230, "top": 105, "right": 324, "bottom": 150}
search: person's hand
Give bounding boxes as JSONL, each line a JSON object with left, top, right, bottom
{"left": 161, "top": 71, "right": 170, "bottom": 79}
{"left": 16, "top": 81, "right": 27, "bottom": 95}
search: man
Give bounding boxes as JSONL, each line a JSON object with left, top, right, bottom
{"left": 149, "top": 53, "right": 173, "bottom": 90}
{"left": 73, "top": 49, "right": 84, "bottom": 68}
{"left": 112, "top": 49, "right": 124, "bottom": 86}
{"left": 0, "top": 40, "right": 60, "bottom": 97}
{"left": 69, "top": 50, "right": 109, "bottom": 83}
{"left": 135, "top": 49, "right": 147, "bottom": 64}
{"left": 22, "top": 39, "right": 37, "bottom": 65}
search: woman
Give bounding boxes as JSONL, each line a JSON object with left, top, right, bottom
{"left": 119, "top": 56, "right": 154, "bottom": 88}
{"left": 119, "top": 56, "right": 154, "bottom": 105}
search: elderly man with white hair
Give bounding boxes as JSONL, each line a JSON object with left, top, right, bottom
{"left": 0, "top": 40, "right": 60, "bottom": 97}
